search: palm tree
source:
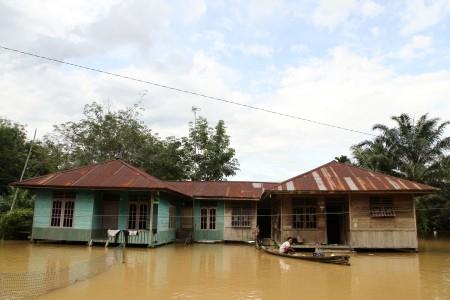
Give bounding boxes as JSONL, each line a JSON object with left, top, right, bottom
{"left": 352, "top": 113, "right": 449, "bottom": 183}
{"left": 352, "top": 113, "right": 450, "bottom": 233}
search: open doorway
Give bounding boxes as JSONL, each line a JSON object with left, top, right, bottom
{"left": 326, "top": 202, "right": 344, "bottom": 244}
{"left": 257, "top": 208, "right": 271, "bottom": 238}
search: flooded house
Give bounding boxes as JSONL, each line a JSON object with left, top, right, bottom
{"left": 170, "top": 181, "right": 276, "bottom": 242}
{"left": 13, "top": 160, "right": 436, "bottom": 250}
{"left": 12, "top": 160, "right": 191, "bottom": 247}
{"left": 260, "top": 161, "right": 436, "bottom": 250}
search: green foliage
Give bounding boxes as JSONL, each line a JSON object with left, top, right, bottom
{"left": 188, "top": 117, "right": 239, "bottom": 180}
{"left": 48, "top": 103, "right": 239, "bottom": 181}
{"left": 0, "top": 119, "right": 59, "bottom": 195}
{"left": 0, "top": 188, "right": 34, "bottom": 239}
{"left": 334, "top": 155, "right": 352, "bottom": 164}
{"left": 0, "top": 208, "right": 34, "bottom": 240}
{"left": 351, "top": 113, "right": 450, "bottom": 233}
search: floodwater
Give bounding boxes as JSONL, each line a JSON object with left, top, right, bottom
{"left": 1, "top": 239, "right": 449, "bottom": 300}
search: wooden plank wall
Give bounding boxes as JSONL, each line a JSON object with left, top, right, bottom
{"left": 223, "top": 201, "right": 257, "bottom": 241}
{"left": 350, "top": 194, "right": 418, "bottom": 248}
{"left": 279, "top": 195, "right": 327, "bottom": 244}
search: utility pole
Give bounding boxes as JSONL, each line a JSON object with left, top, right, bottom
{"left": 10, "top": 129, "right": 37, "bottom": 212}
{"left": 191, "top": 106, "right": 200, "bottom": 155}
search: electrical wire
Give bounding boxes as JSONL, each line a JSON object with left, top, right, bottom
{"left": 0, "top": 45, "right": 377, "bottom": 137}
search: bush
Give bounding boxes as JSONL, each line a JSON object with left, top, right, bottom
{"left": 0, "top": 208, "right": 33, "bottom": 240}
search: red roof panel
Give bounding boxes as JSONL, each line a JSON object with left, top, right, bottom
{"left": 169, "top": 181, "right": 278, "bottom": 200}
{"left": 12, "top": 160, "right": 190, "bottom": 197}
{"left": 269, "top": 161, "right": 436, "bottom": 193}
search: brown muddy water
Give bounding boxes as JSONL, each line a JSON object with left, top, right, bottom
{"left": 1, "top": 239, "right": 449, "bottom": 300}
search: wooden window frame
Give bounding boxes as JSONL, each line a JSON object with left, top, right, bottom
{"left": 231, "top": 205, "right": 252, "bottom": 228}
{"left": 50, "top": 192, "right": 76, "bottom": 228}
{"left": 370, "top": 197, "right": 396, "bottom": 217}
{"left": 292, "top": 199, "right": 317, "bottom": 229}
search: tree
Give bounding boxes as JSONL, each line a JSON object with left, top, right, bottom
{"left": 334, "top": 155, "right": 352, "bottom": 164}
{"left": 352, "top": 113, "right": 450, "bottom": 232}
{"left": 0, "top": 119, "right": 58, "bottom": 195}
{"left": 0, "top": 187, "right": 35, "bottom": 239}
{"left": 49, "top": 102, "right": 239, "bottom": 181}
{"left": 50, "top": 102, "right": 160, "bottom": 167}
{"left": 188, "top": 117, "right": 239, "bottom": 180}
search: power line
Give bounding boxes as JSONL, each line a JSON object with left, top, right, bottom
{"left": 0, "top": 45, "right": 376, "bottom": 137}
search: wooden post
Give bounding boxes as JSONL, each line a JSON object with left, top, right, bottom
{"left": 280, "top": 196, "right": 283, "bottom": 242}
{"left": 412, "top": 196, "right": 418, "bottom": 251}
{"left": 148, "top": 192, "right": 154, "bottom": 247}
{"left": 348, "top": 194, "right": 352, "bottom": 248}
{"left": 122, "top": 230, "right": 128, "bottom": 263}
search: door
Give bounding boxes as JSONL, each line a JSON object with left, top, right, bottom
{"left": 257, "top": 208, "right": 271, "bottom": 238}
{"left": 199, "top": 207, "right": 218, "bottom": 240}
{"left": 326, "top": 202, "right": 344, "bottom": 244}
{"left": 181, "top": 207, "right": 193, "bottom": 230}
{"left": 102, "top": 194, "right": 119, "bottom": 229}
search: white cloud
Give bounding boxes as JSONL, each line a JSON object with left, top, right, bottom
{"left": 400, "top": 0, "right": 450, "bottom": 35}
{"left": 396, "top": 35, "right": 434, "bottom": 60}
{"left": 234, "top": 44, "right": 274, "bottom": 58}
{"left": 360, "top": 0, "right": 383, "bottom": 16}
{"left": 1, "top": 1, "right": 449, "bottom": 182}
{"left": 311, "top": 0, "right": 383, "bottom": 29}
{"left": 312, "top": 0, "right": 357, "bottom": 29}
{"left": 371, "top": 26, "right": 380, "bottom": 37}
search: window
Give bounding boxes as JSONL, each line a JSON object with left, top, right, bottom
{"left": 128, "top": 194, "right": 149, "bottom": 230}
{"left": 370, "top": 198, "right": 395, "bottom": 217}
{"left": 231, "top": 205, "right": 252, "bottom": 228}
{"left": 51, "top": 192, "right": 75, "bottom": 228}
{"left": 292, "top": 199, "right": 317, "bottom": 229}
{"left": 169, "top": 206, "right": 176, "bottom": 229}
{"left": 200, "top": 207, "right": 216, "bottom": 230}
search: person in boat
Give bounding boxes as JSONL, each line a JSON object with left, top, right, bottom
{"left": 279, "top": 237, "right": 295, "bottom": 254}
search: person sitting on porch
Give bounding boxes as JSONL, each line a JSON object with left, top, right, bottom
{"left": 279, "top": 237, "right": 295, "bottom": 254}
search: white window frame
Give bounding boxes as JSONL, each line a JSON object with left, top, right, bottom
{"left": 50, "top": 192, "right": 76, "bottom": 228}
{"left": 128, "top": 194, "right": 150, "bottom": 230}
{"left": 200, "top": 207, "right": 216, "bottom": 230}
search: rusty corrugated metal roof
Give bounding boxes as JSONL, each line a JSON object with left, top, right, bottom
{"left": 12, "top": 160, "right": 191, "bottom": 197}
{"left": 269, "top": 161, "right": 437, "bottom": 193}
{"left": 169, "top": 181, "right": 278, "bottom": 200}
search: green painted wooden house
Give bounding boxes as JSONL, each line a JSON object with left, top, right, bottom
{"left": 13, "top": 160, "right": 275, "bottom": 246}
{"left": 13, "top": 160, "right": 191, "bottom": 246}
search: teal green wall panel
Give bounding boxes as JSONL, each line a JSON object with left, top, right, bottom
{"left": 33, "top": 190, "right": 52, "bottom": 228}
{"left": 154, "top": 192, "right": 176, "bottom": 244}
{"left": 32, "top": 227, "right": 92, "bottom": 242}
{"left": 193, "top": 200, "right": 224, "bottom": 241}
{"left": 118, "top": 192, "right": 128, "bottom": 230}
{"left": 91, "top": 192, "right": 103, "bottom": 230}
{"left": 74, "top": 190, "right": 94, "bottom": 229}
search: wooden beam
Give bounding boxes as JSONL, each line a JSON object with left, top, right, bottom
{"left": 148, "top": 192, "right": 154, "bottom": 247}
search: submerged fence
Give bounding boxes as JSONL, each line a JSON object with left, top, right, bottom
{"left": 0, "top": 247, "right": 122, "bottom": 300}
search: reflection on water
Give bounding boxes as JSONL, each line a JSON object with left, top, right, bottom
{"left": 0, "top": 239, "right": 449, "bottom": 300}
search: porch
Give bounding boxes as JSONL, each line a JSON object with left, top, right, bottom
{"left": 268, "top": 194, "right": 351, "bottom": 247}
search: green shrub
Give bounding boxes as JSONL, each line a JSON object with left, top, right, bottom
{"left": 0, "top": 208, "right": 33, "bottom": 240}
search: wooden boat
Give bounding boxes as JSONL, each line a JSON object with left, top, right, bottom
{"left": 259, "top": 246, "right": 351, "bottom": 265}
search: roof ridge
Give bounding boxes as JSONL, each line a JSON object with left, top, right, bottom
{"left": 274, "top": 161, "right": 336, "bottom": 188}
{"left": 14, "top": 160, "right": 115, "bottom": 185}
{"left": 336, "top": 161, "right": 436, "bottom": 189}
{"left": 168, "top": 180, "right": 279, "bottom": 184}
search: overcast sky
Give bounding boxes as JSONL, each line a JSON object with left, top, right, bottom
{"left": 1, "top": 0, "right": 450, "bottom": 181}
